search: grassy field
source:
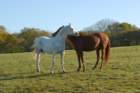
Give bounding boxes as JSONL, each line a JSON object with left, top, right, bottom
{"left": 0, "top": 45, "right": 140, "bottom": 93}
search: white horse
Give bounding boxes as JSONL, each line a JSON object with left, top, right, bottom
{"left": 33, "top": 25, "right": 74, "bottom": 74}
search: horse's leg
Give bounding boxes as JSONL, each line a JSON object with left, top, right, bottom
{"left": 50, "top": 54, "right": 55, "bottom": 74}
{"left": 35, "top": 49, "right": 41, "bottom": 72}
{"left": 80, "top": 52, "right": 85, "bottom": 72}
{"left": 60, "top": 52, "right": 65, "bottom": 73}
{"left": 93, "top": 49, "right": 100, "bottom": 69}
{"left": 100, "top": 48, "right": 105, "bottom": 69}
{"left": 76, "top": 51, "right": 81, "bottom": 72}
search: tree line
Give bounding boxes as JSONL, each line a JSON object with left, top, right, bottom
{"left": 0, "top": 19, "right": 140, "bottom": 53}
{"left": 80, "top": 19, "right": 140, "bottom": 47}
{"left": 0, "top": 26, "right": 49, "bottom": 53}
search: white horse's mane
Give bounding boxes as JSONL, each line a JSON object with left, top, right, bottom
{"left": 52, "top": 25, "right": 64, "bottom": 37}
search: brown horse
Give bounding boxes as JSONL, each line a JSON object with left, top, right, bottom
{"left": 66, "top": 32, "right": 110, "bottom": 72}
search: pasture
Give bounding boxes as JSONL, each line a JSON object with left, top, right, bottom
{"left": 0, "top": 45, "right": 140, "bottom": 93}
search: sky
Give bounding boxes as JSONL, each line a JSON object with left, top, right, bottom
{"left": 0, "top": 0, "right": 140, "bottom": 33}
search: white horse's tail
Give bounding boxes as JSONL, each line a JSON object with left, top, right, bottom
{"left": 33, "top": 38, "right": 41, "bottom": 72}
{"left": 32, "top": 38, "right": 39, "bottom": 60}
{"left": 32, "top": 38, "right": 41, "bottom": 49}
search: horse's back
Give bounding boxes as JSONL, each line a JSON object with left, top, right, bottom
{"left": 34, "top": 36, "right": 50, "bottom": 44}
{"left": 77, "top": 36, "right": 98, "bottom": 51}
{"left": 33, "top": 36, "right": 50, "bottom": 50}
{"left": 34, "top": 36, "right": 65, "bottom": 54}
{"left": 79, "top": 32, "right": 110, "bottom": 51}
{"left": 93, "top": 32, "right": 110, "bottom": 47}
{"left": 67, "top": 32, "right": 110, "bottom": 51}
{"left": 67, "top": 35, "right": 98, "bottom": 51}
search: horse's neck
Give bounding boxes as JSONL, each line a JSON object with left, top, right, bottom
{"left": 53, "top": 35, "right": 65, "bottom": 41}
{"left": 55, "top": 34, "right": 66, "bottom": 39}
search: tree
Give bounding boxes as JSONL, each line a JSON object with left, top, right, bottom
{"left": 18, "top": 27, "right": 49, "bottom": 51}
{"left": 118, "top": 22, "right": 138, "bottom": 32}
{"left": 0, "top": 26, "right": 50, "bottom": 53}
{"left": 0, "top": 31, "right": 20, "bottom": 53}
{"left": 83, "top": 19, "right": 117, "bottom": 32}
{"left": 0, "top": 25, "right": 8, "bottom": 42}
{"left": 0, "top": 25, "right": 6, "bottom": 32}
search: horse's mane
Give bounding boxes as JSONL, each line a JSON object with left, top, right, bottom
{"left": 52, "top": 25, "right": 64, "bottom": 37}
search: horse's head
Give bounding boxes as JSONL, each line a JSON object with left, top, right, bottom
{"left": 55, "top": 24, "right": 74, "bottom": 38}
{"left": 52, "top": 24, "right": 74, "bottom": 37}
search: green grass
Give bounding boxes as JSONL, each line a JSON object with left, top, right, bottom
{"left": 0, "top": 45, "right": 140, "bottom": 93}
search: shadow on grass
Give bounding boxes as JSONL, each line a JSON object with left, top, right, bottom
{"left": 0, "top": 71, "right": 74, "bottom": 81}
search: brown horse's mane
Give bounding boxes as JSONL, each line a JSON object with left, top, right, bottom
{"left": 52, "top": 25, "right": 64, "bottom": 37}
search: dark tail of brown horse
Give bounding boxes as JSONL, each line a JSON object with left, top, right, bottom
{"left": 105, "top": 41, "right": 110, "bottom": 64}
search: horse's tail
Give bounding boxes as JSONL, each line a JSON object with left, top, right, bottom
{"left": 31, "top": 38, "right": 37, "bottom": 49}
{"left": 32, "top": 38, "right": 40, "bottom": 49}
{"left": 104, "top": 41, "right": 110, "bottom": 64}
